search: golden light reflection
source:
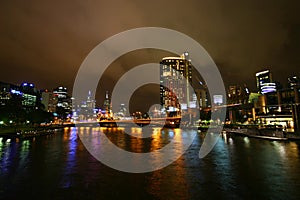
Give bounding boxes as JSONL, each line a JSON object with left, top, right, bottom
{"left": 151, "top": 128, "right": 161, "bottom": 151}
{"left": 117, "top": 127, "right": 125, "bottom": 132}
{"left": 131, "top": 127, "right": 142, "bottom": 134}
{"left": 173, "top": 129, "right": 183, "bottom": 153}
{"left": 63, "top": 127, "right": 70, "bottom": 141}
{"left": 130, "top": 132, "right": 143, "bottom": 153}
{"left": 148, "top": 128, "right": 189, "bottom": 199}
{"left": 147, "top": 170, "right": 163, "bottom": 198}
{"left": 289, "top": 142, "right": 299, "bottom": 159}
{"left": 174, "top": 128, "right": 181, "bottom": 135}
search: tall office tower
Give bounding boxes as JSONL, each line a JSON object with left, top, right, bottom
{"left": 160, "top": 52, "right": 192, "bottom": 110}
{"left": 41, "top": 90, "right": 57, "bottom": 112}
{"left": 20, "top": 82, "right": 39, "bottom": 108}
{"left": 77, "top": 90, "right": 96, "bottom": 120}
{"left": 103, "top": 91, "right": 112, "bottom": 113}
{"left": 0, "top": 81, "right": 41, "bottom": 110}
{"left": 255, "top": 70, "right": 276, "bottom": 94}
{"left": 194, "top": 88, "right": 208, "bottom": 108}
{"left": 85, "top": 90, "right": 95, "bottom": 111}
{"left": 53, "top": 86, "right": 72, "bottom": 116}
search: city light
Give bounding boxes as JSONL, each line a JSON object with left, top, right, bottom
{"left": 0, "top": 1, "right": 300, "bottom": 199}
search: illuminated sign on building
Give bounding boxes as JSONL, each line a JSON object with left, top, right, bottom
{"left": 213, "top": 95, "right": 223, "bottom": 105}
{"left": 261, "top": 83, "right": 276, "bottom": 94}
{"left": 256, "top": 69, "right": 276, "bottom": 94}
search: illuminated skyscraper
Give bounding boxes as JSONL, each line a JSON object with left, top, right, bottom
{"left": 53, "top": 86, "right": 72, "bottom": 117}
{"left": 160, "top": 52, "right": 192, "bottom": 110}
{"left": 255, "top": 70, "right": 276, "bottom": 94}
{"left": 77, "top": 90, "right": 96, "bottom": 120}
{"left": 103, "top": 91, "right": 112, "bottom": 113}
{"left": 20, "top": 82, "right": 39, "bottom": 108}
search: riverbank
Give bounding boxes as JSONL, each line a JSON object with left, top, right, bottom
{"left": 0, "top": 124, "right": 69, "bottom": 139}
{"left": 223, "top": 127, "right": 300, "bottom": 141}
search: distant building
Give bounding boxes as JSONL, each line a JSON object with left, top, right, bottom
{"left": 288, "top": 76, "right": 300, "bottom": 89}
{"left": 41, "top": 90, "right": 57, "bottom": 112}
{"left": 227, "top": 84, "right": 250, "bottom": 104}
{"left": 103, "top": 91, "right": 112, "bottom": 112}
{"left": 0, "top": 81, "right": 51, "bottom": 124}
{"left": 0, "top": 81, "right": 21, "bottom": 106}
{"left": 97, "top": 91, "right": 113, "bottom": 120}
{"left": 194, "top": 88, "right": 209, "bottom": 108}
{"left": 114, "top": 103, "right": 128, "bottom": 118}
{"left": 0, "top": 81, "right": 41, "bottom": 110}
{"left": 118, "top": 103, "right": 127, "bottom": 116}
{"left": 256, "top": 70, "right": 276, "bottom": 94}
{"left": 76, "top": 90, "right": 96, "bottom": 121}
{"left": 53, "top": 86, "right": 72, "bottom": 117}
{"left": 20, "top": 82, "right": 41, "bottom": 109}
{"left": 160, "top": 52, "right": 192, "bottom": 110}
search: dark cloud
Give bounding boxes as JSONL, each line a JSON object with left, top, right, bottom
{"left": 1, "top": 0, "right": 299, "bottom": 107}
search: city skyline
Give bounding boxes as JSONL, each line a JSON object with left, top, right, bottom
{"left": 0, "top": 68, "right": 300, "bottom": 113}
{"left": 1, "top": 1, "right": 300, "bottom": 199}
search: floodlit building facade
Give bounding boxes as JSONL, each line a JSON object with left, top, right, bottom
{"left": 160, "top": 52, "right": 193, "bottom": 111}
{"left": 256, "top": 70, "right": 276, "bottom": 94}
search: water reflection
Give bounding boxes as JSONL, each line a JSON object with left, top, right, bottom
{"left": 243, "top": 137, "right": 250, "bottom": 147}
{"left": 147, "top": 128, "right": 190, "bottom": 199}
{"left": 60, "top": 127, "right": 78, "bottom": 188}
{"left": 0, "top": 136, "right": 31, "bottom": 194}
{"left": 0, "top": 128, "right": 300, "bottom": 199}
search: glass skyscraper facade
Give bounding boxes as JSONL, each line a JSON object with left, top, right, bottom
{"left": 160, "top": 52, "right": 192, "bottom": 111}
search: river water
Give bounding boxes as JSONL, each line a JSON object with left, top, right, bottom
{"left": 0, "top": 127, "right": 300, "bottom": 200}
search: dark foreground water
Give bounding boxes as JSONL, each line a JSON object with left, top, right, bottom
{"left": 0, "top": 127, "right": 300, "bottom": 200}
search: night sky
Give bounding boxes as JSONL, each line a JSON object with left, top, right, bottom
{"left": 1, "top": 0, "right": 300, "bottom": 109}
